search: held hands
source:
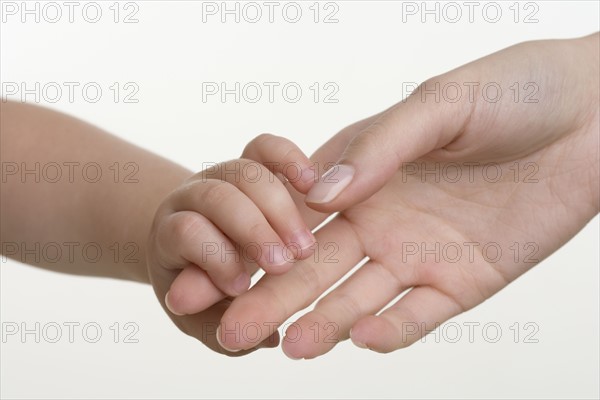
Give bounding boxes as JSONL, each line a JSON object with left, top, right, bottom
{"left": 145, "top": 136, "right": 319, "bottom": 353}
{"left": 147, "top": 34, "right": 599, "bottom": 357}
{"left": 220, "top": 34, "right": 599, "bottom": 357}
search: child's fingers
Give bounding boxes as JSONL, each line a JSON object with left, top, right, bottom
{"left": 200, "top": 160, "right": 316, "bottom": 261}
{"left": 169, "top": 180, "right": 295, "bottom": 274}
{"left": 280, "top": 260, "right": 414, "bottom": 359}
{"left": 349, "top": 286, "right": 464, "bottom": 353}
{"left": 219, "top": 216, "right": 366, "bottom": 352}
{"left": 165, "top": 265, "right": 225, "bottom": 316}
{"left": 166, "top": 260, "right": 261, "bottom": 316}
{"left": 242, "top": 133, "right": 315, "bottom": 194}
{"left": 156, "top": 211, "right": 250, "bottom": 297}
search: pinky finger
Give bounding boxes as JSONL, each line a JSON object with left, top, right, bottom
{"left": 242, "top": 133, "right": 315, "bottom": 194}
{"left": 349, "top": 286, "right": 465, "bottom": 353}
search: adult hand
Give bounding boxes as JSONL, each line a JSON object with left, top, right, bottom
{"left": 304, "top": 33, "right": 599, "bottom": 212}
{"left": 218, "top": 34, "right": 599, "bottom": 358}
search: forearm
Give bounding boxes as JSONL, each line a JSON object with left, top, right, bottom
{"left": 0, "top": 101, "right": 191, "bottom": 283}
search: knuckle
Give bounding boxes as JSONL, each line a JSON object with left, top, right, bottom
{"left": 317, "top": 292, "right": 362, "bottom": 320}
{"left": 254, "top": 132, "right": 277, "bottom": 144}
{"left": 411, "top": 74, "right": 469, "bottom": 112}
{"left": 372, "top": 261, "right": 407, "bottom": 289}
{"left": 198, "top": 182, "right": 234, "bottom": 208}
{"left": 198, "top": 162, "right": 225, "bottom": 180}
{"left": 239, "top": 160, "right": 264, "bottom": 182}
{"left": 411, "top": 75, "right": 443, "bottom": 99}
{"left": 278, "top": 147, "right": 307, "bottom": 174}
{"left": 156, "top": 213, "right": 206, "bottom": 257}
{"left": 341, "top": 126, "right": 386, "bottom": 160}
{"left": 172, "top": 214, "right": 203, "bottom": 241}
{"left": 243, "top": 133, "right": 276, "bottom": 155}
{"left": 277, "top": 141, "right": 299, "bottom": 161}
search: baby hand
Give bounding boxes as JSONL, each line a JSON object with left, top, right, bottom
{"left": 147, "top": 135, "right": 316, "bottom": 320}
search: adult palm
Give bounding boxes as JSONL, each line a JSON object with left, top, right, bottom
{"left": 218, "top": 34, "right": 599, "bottom": 358}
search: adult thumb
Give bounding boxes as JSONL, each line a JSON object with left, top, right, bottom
{"left": 305, "top": 81, "right": 472, "bottom": 211}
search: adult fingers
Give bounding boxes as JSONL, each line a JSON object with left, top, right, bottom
{"left": 280, "top": 260, "right": 417, "bottom": 359}
{"left": 242, "top": 133, "right": 315, "bottom": 194}
{"left": 349, "top": 285, "right": 464, "bottom": 353}
{"left": 217, "top": 216, "right": 366, "bottom": 352}
{"left": 305, "top": 78, "right": 473, "bottom": 212}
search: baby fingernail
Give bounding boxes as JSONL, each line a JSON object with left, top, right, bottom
{"left": 349, "top": 328, "right": 367, "bottom": 349}
{"left": 271, "top": 247, "right": 288, "bottom": 266}
{"left": 216, "top": 326, "right": 241, "bottom": 353}
{"left": 290, "top": 228, "right": 315, "bottom": 252}
{"left": 165, "top": 291, "right": 185, "bottom": 316}
{"left": 232, "top": 272, "right": 250, "bottom": 295}
{"left": 263, "top": 245, "right": 291, "bottom": 268}
{"left": 305, "top": 164, "right": 354, "bottom": 204}
{"left": 300, "top": 166, "right": 318, "bottom": 185}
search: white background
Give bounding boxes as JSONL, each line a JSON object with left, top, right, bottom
{"left": 1, "top": 1, "right": 599, "bottom": 398}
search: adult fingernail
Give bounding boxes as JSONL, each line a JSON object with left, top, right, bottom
{"left": 300, "top": 165, "right": 317, "bottom": 185}
{"left": 305, "top": 164, "right": 354, "bottom": 204}
{"left": 216, "top": 326, "right": 241, "bottom": 353}
{"left": 232, "top": 272, "right": 250, "bottom": 295}
{"left": 165, "top": 291, "right": 185, "bottom": 316}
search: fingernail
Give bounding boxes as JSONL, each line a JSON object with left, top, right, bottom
{"left": 232, "top": 272, "right": 250, "bottom": 295}
{"left": 216, "top": 326, "right": 241, "bottom": 353}
{"left": 305, "top": 164, "right": 354, "bottom": 204}
{"left": 282, "top": 341, "right": 303, "bottom": 360}
{"left": 165, "top": 291, "right": 185, "bottom": 316}
{"left": 289, "top": 228, "right": 316, "bottom": 252}
{"left": 266, "top": 245, "right": 291, "bottom": 268}
{"left": 349, "top": 328, "right": 367, "bottom": 349}
{"left": 300, "top": 165, "right": 317, "bottom": 185}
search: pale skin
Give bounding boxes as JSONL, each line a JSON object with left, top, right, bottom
{"left": 1, "top": 33, "right": 598, "bottom": 358}
{"left": 215, "top": 33, "right": 599, "bottom": 357}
